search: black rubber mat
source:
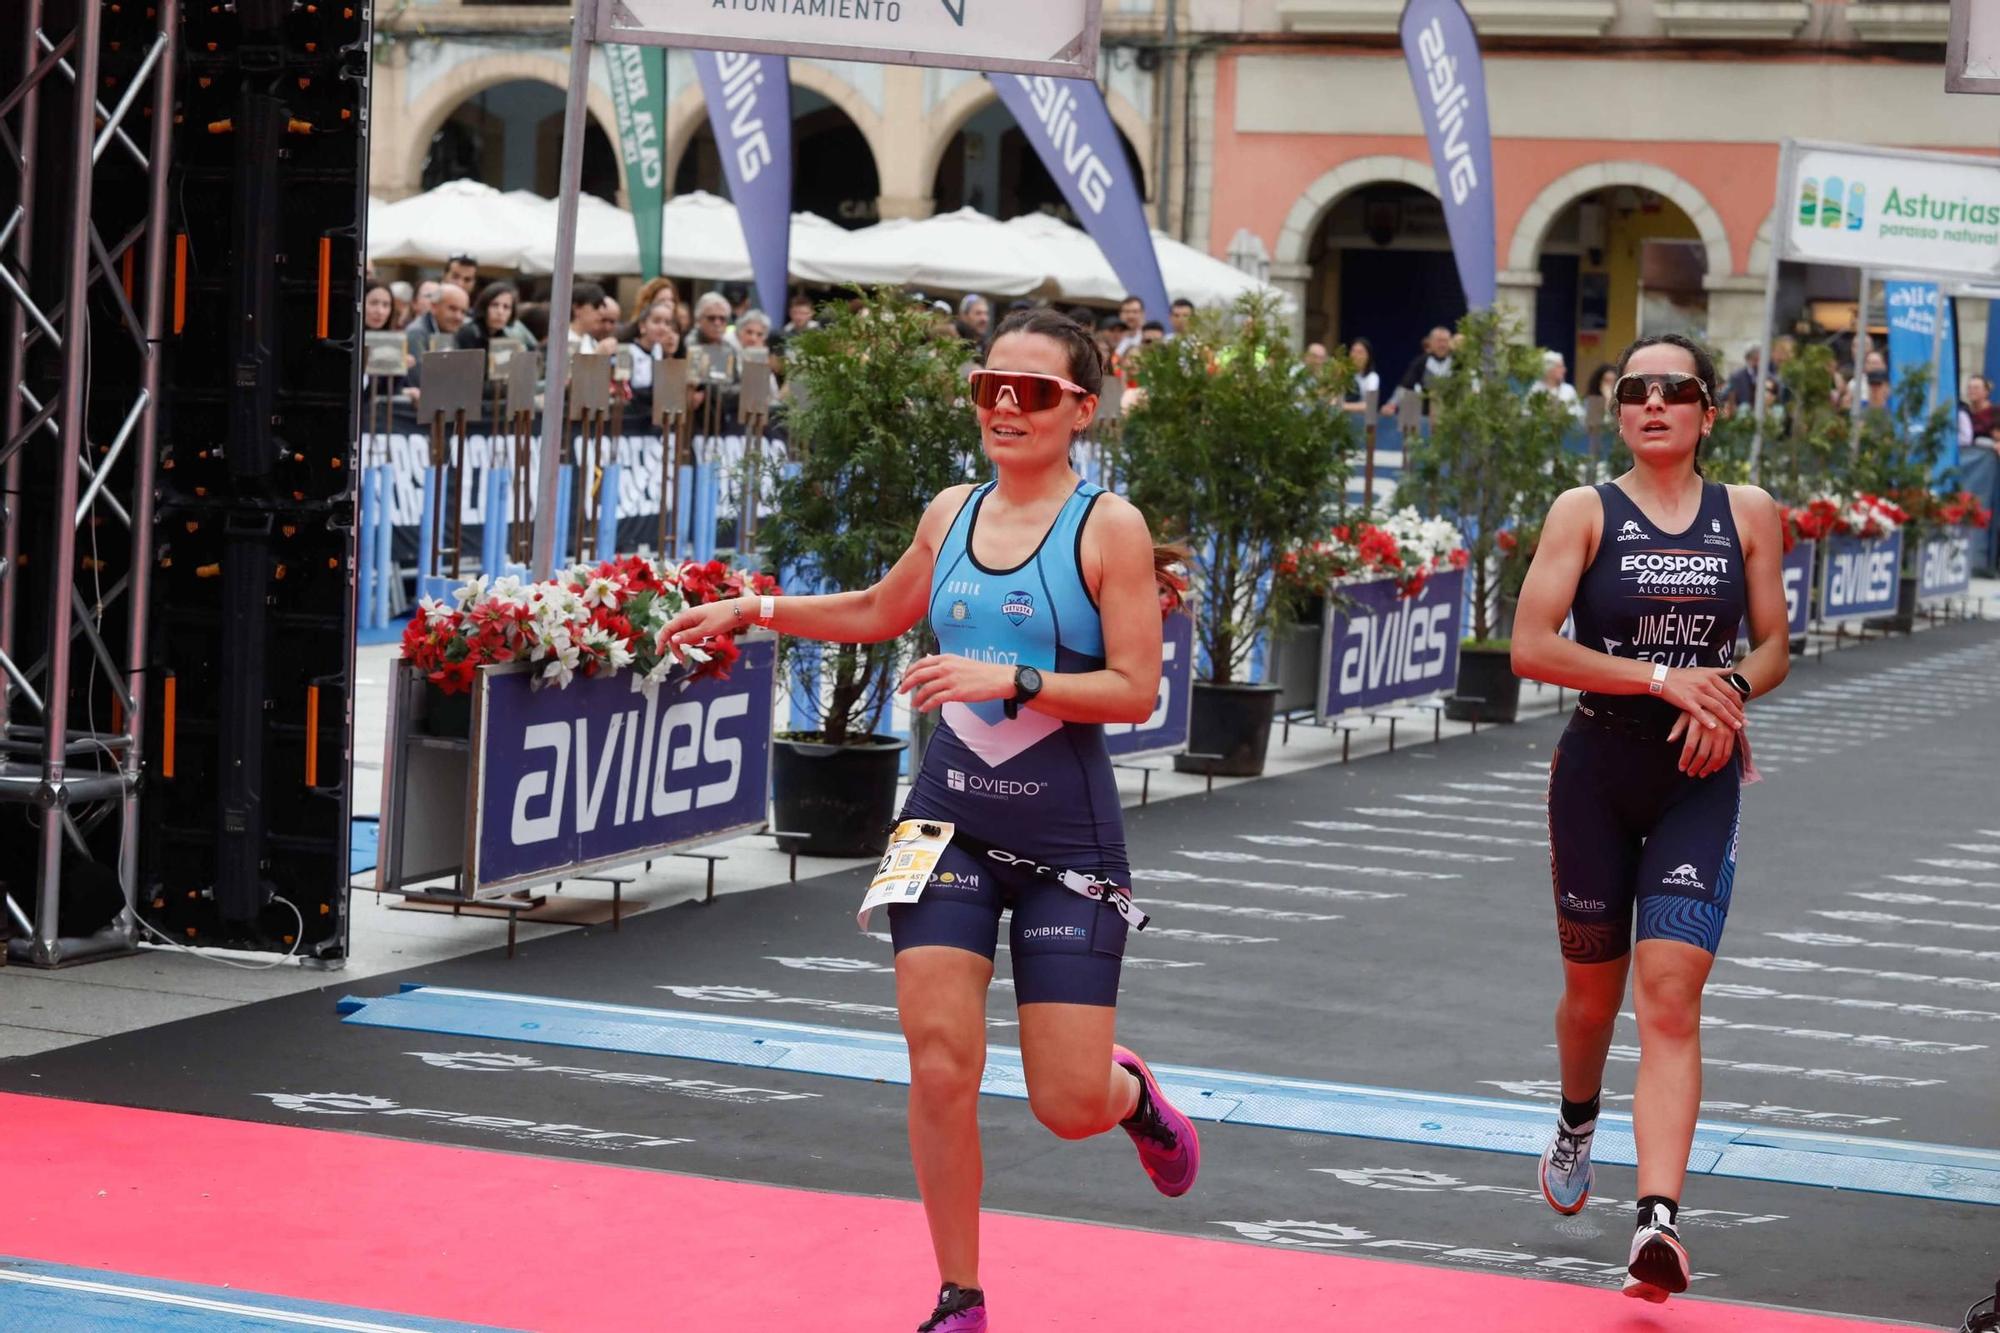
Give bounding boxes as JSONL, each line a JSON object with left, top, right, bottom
{"left": 5, "top": 618, "right": 1998, "bottom": 1326}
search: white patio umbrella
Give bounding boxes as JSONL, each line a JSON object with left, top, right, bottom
{"left": 365, "top": 179, "right": 543, "bottom": 269}
{"left": 798, "top": 208, "right": 1050, "bottom": 297}
{"left": 1001, "top": 212, "right": 1287, "bottom": 311}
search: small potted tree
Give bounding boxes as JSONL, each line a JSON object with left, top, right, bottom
{"left": 1395, "top": 308, "right": 1578, "bottom": 723}
{"left": 1119, "top": 293, "right": 1353, "bottom": 775}
{"left": 758, "top": 291, "right": 980, "bottom": 855}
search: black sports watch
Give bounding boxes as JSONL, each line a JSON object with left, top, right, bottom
{"left": 1004, "top": 665, "right": 1044, "bottom": 720}
{"left": 1724, "top": 671, "right": 1753, "bottom": 702}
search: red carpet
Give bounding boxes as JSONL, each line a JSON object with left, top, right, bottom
{"left": 0, "top": 1092, "right": 1916, "bottom": 1330}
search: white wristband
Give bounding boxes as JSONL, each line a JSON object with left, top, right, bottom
{"left": 756, "top": 594, "right": 776, "bottom": 626}
{"left": 1648, "top": 662, "right": 1668, "bottom": 695}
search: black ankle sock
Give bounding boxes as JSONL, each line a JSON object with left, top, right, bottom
{"left": 1637, "top": 1195, "right": 1678, "bottom": 1228}
{"left": 1559, "top": 1092, "right": 1600, "bottom": 1127}
{"left": 1122, "top": 1069, "right": 1152, "bottom": 1126}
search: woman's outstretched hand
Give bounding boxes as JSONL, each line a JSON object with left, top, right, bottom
{"left": 899, "top": 654, "right": 1017, "bottom": 714}
{"left": 662, "top": 597, "right": 750, "bottom": 652}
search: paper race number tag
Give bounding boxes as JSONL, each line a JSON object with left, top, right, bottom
{"left": 857, "top": 819, "right": 956, "bottom": 932}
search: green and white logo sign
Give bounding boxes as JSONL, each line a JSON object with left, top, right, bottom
{"left": 1782, "top": 141, "right": 2000, "bottom": 282}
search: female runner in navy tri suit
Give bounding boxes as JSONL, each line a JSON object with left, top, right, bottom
{"left": 1510, "top": 333, "right": 1789, "bottom": 1302}
{"left": 665, "top": 308, "right": 1199, "bottom": 1332}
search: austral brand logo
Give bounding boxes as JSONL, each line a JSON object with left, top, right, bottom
{"left": 404, "top": 1051, "right": 819, "bottom": 1105}
{"left": 1617, "top": 520, "right": 1648, "bottom": 543}
{"left": 1663, "top": 863, "right": 1705, "bottom": 890}
{"left": 1002, "top": 590, "right": 1035, "bottom": 626}
{"left": 254, "top": 1091, "right": 693, "bottom": 1151}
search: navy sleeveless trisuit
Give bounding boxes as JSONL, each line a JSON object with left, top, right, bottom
{"left": 889, "top": 479, "right": 1132, "bottom": 1006}
{"left": 1546, "top": 481, "right": 1749, "bottom": 964}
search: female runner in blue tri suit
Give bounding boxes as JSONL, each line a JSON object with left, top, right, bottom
{"left": 1510, "top": 333, "right": 1789, "bottom": 1303}
{"left": 665, "top": 308, "right": 1199, "bottom": 1332}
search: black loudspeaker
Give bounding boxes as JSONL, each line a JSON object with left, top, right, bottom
{"left": 140, "top": 0, "right": 371, "bottom": 957}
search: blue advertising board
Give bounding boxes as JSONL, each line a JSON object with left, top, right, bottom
{"left": 1317, "top": 569, "right": 1465, "bottom": 721}
{"left": 1820, "top": 532, "right": 1904, "bottom": 620}
{"left": 470, "top": 636, "right": 776, "bottom": 893}
{"left": 1916, "top": 528, "right": 1973, "bottom": 600}
{"left": 1784, "top": 539, "right": 1815, "bottom": 637}
{"left": 1104, "top": 604, "right": 1193, "bottom": 759}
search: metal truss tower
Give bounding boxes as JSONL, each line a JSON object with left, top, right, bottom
{"left": 1, "top": 0, "right": 179, "bottom": 965}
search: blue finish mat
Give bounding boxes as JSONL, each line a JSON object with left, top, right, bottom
{"left": 339, "top": 984, "right": 2000, "bottom": 1209}
{"left": 0, "top": 1255, "right": 523, "bottom": 1332}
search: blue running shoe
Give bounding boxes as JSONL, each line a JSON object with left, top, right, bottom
{"left": 1538, "top": 1111, "right": 1595, "bottom": 1215}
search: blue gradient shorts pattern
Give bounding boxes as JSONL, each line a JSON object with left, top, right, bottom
{"left": 887, "top": 841, "right": 1128, "bottom": 1007}
{"left": 1546, "top": 718, "right": 1740, "bottom": 963}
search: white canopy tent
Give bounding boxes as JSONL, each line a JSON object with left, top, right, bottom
{"left": 365, "top": 182, "right": 1284, "bottom": 310}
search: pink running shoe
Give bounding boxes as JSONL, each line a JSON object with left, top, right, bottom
{"left": 918, "top": 1284, "right": 987, "bottom": 1331}
{"left": 1113, "top": 1044, "right": 1201, "bottom": 1198}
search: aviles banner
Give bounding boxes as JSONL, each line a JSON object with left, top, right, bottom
{"left": 472, "top": 637, "right": 777, "bottom": 893}
{"left": 696, "top": 50, "right": 794, "bottom": 320}
{"left": 1781, "top": 141, "right": 2000, "bottom": 283}
{"left": 1398, "top": 0, "right": 1495, "bottom": 309}
{"left": 607, "top": 45, "right": 668, "bottom": 280}
{"left": 1820, "top": 532, "right": 1904, "bottom": 620}
{"left": 1318, "top": 570, "right": 1466, "bottom": 720}
{"left": 1104, "top": 604, "right": 1193, "bottom": 759}
{"left": 989, "top": 74, "right": 1170, "bottom": 322}
{"left": 1917, "top": 529, "right": 1972, "bottom": 601}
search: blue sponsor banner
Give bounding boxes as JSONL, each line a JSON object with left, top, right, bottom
{"left": 1917, "top": 527, "right": 1973, "bottom": 600}
{"left": 1104, "top": 604, "right": 1193, "bottom": 759}
{"left": 695, "top": 51, "right": 793, "bottom": 321}
{"left": 1317, "top": 569, "right": 1465, "bottom": 720}
{"left": 1399, "top": 0, "right": 1496, "bottom": 309}
{"left": 1884, "top": 281, "right": 1958, "bottom": 477}
{"left": 989, "top": 74, "right": 1170, "bottom": 322}
{"left": 470, "top": 637, "right": 776, "bottom": 893}
{"left": 1820, "top": 532, "right": 1904, "bottom": 620}
{"left": 1783, "top": 539, "right": 1815, "bottom": 637}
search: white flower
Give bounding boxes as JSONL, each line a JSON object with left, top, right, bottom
{"left": 541, "top": 637, "right": 581, "bottom": 689}
{"left": 580, "top": 575, "right": 622, "bottom": 611}
{"left": 420, "top": 596, "right": 455, "bottom": 627}
{"left": 488, "top": 574, "right": 530, "bottom": 606}
{"left": 451, "top": 575, "right": 489, "bottom": 609}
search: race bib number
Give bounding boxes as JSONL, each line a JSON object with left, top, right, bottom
{"left": 857, "top": 819, "right": 955, "bottom": 932}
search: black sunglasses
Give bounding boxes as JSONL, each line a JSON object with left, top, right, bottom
{"left": 1614, "top": 372, "right": 1709, "bottom": 406}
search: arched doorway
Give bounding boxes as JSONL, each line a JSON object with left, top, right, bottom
{"left": 674, "top": 88, "right": 881, "bottom": 228}
{"left": 1530, "top": 186, "right": 1710, "bottom": 385}
{"left": 930, "top": 99, "right": 1146, "bottom": 224}
{"left": 420, "top": 79, "right": 621, "bottom": 202}
{"left": 1305, "top": 182, "right": 1462, "bottom": 382}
